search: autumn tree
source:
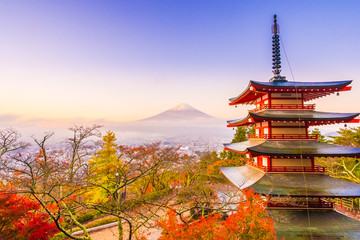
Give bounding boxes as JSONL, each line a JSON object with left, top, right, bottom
{"left": 175, "top": 153, "right": 199, "bottom": 188}
{"left": 86, "top": 131, "right": 128, "bottom": 238}
{"left": 0, "top": 128, "right": 28, "bottom": 181}
{"left": 316, "top": 127, "right": 360, "bottom": 183}
{"left": 157, "top": 189, "right": 277, "bottom": 240}
{"left": 85, "top": 131, "right": 182, "bottom": 240}
{"left": 0, "top": 128, "right": 28, "bottom": 157}
{"left": 0, "top": 192, "right": 58, "bottom": 240}
{"left": 203, "top": 127, "right": 248, "bottom": 181}
{"left": 200, "top": 151, "right": 245, "bottom": 181}
{"left": 0, "top": 125, "right": 102, "bottom": 240}
{"left": 199, "top": 151, "right": 223, "bottom": 179}
{"left": 330, "top": 126, "right": 360, "bottom": 147}
{"left": 172, "top": 151, "right": 249, "bottom": 224}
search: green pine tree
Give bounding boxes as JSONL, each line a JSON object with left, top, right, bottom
{"left": 220, "top": 126, "right": 254, "bottom": 160}
{"left": 310, "top": 128, "right": 329, "bottom": 143}
{"left": 231, "top": 126, "right": 255, "bottom": 143}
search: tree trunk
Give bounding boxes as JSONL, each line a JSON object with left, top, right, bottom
{"left": 118, "top": 216, "right": 123, "bottom": 240}
{"left": 65, "top": 206, "right": 92, "bottom": 240}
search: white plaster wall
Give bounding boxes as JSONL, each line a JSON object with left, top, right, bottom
{"left": 271, "top": 99, "right": 302, "bottom": 105}
{"left": 272, "top": 128, "right": 306, "bottom": 135}
{"left": 271, "top": 93, "right": 302, "bottom": 98}
{"left": 271, "top": 158, "right": 312, "bottom": 167}
{"left": 271, "top": 122, "right": 305, "bottom": 127}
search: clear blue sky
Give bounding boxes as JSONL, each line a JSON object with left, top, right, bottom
{"left": 0, "top": 0, "right": 359, "bottom": 124}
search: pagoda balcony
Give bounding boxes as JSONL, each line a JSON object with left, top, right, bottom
{"left": 249, "top": 103, "right": 315, "bottom": 112}
{"left": 248, "top": 133, "right": 319, "bottom": 140}
{"left": 266, "top": 165, "right": 326, "bottom": 173}
{"left": 247, "top": 161, "right": 326, "bottom": 173}
{"left": 267, "top": 199, "right": 333, "bottom": 209}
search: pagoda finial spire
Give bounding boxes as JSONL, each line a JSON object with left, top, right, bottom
{"left": 272, "top": 14, "right": 281, "bottom": 76}
{"left": 270, "top": 15, "right": 286, "bottom": 82}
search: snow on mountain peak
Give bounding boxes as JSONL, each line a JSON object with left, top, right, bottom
{"left": 140, "top": 102, "right": 214, "bottom": 121}
{"left": 169, "top": 103, "right": 196, "bottom": 111}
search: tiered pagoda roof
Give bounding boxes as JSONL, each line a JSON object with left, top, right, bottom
{"left": 229, "top": 80, "right": 352, "bottom": 105}
{"left": 224, "top": 140, "right": 360, "bottom": 157}
{"left": 227, "top": 110, "right": 359, "bottom": 127}
{"left": 221, "top": 166, "right": 360, "bottom": 198}
{"left": 269, "top": 209, "right": 360, "bottom": 240}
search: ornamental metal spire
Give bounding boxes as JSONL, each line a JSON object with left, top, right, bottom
{"left": 272, "top": 15, "right": 281, "bottom": 75}
{"left": 270, "top": 15, "right": 286, "bottom": 82}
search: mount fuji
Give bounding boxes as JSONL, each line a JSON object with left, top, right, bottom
{"left": 104, "top": 103, "right": 233, "bottom": 142}
{"left": 141, "top": 103, "right": 215, "bottom": 122}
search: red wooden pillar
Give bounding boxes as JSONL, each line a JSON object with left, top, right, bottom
{"left": 301, "top": 93, "right": 304, "bottom": 108}
{"left": 311, "top": 157, "right": 315, "bottom": 170}
{"left": 267, "top": 156, "right": 271, "bottom": 171}
{"left": 268, "top": 93, "right": 272, "bottom": 109}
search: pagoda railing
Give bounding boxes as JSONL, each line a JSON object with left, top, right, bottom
{"left": 248, "top": 134, "right": 319, "bottom": 140}
{"left": 267, "top": 199, "right": 333, "bottom": 209}
{"left": 247, "top": 161, "right": 326, "bottom": 173}
{"left": 247, "top": 161, "right": 266, "bottom": 171}
{"left": 249, "top": 103, "right": 315, "bottom": 112}
{"left": 266, "top": 165, "right": 326, "bottom": 173}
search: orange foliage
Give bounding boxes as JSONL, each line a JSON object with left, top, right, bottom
{"left": 207, "top": 158, "right": 240, "bottom": 176}
{"left": 157, "top": 189, "right": 277, "bottom": 240}
{"left": 0, "top": 192, "right": 58, "bottom": 240}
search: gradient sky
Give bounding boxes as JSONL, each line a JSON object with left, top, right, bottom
{"left": 0, "top": 0, "right": 360, "bottom": 124}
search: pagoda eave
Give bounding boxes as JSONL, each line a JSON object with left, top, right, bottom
{"left": 221, "top": 166, "right": 360, "bottom": 198}
{"left": 227, "top": 119, "right": 359, "bottom": 128}
{"left": 229, "top": 80, "right": 352, "bottom": 105}
{"left": 227, "top": 110, "right": 360, "bottom": 127}
{"left": 223, "top": 140, "right": 265, "bottom": 155}
{"left": 224, "top": 140, "right": 360, "bottom": 158}
{"left": 223, "top": 147, "right": 247, "bottom": 155}
{"left": 269, "top": 209, "right": 360, "bottom": 240}
{"left": 248, "top": 150, "right": 360, "bottom": 158}
{"left": 229, "top": 84, "right": 266, "bottom": 106}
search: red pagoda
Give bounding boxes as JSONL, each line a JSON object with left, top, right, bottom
{"left": 221, "top": 15, "right": 360, "bottom": 239}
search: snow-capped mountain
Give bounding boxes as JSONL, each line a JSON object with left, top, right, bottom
{"left": 169, "top": 103, "right": 199, "bottom": 111}
{"left": 109, "top": 103, "right": 232, "bottom": 142}
{"left": 141, "top": 103, "right": 215, "bottom": 121}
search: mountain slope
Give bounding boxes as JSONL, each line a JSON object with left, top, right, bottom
{"left": 141, "top": 103, "right": 215, "bottom": 121}
{"left": 108, "top": 103, "right": 231, "bottom": 140}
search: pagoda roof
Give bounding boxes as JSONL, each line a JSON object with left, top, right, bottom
{"left": 229, "top": 80, "right": 352, "bottom": 105}
{"left": 251, "top": 79, "right": 351, "bottom": 89}
{"left": 268, "top": 209, "right": 360, "bottom": 240}
{"left": 227, "top": 110, "right": 360, "bottom": 127}
{"left": 224, "top": 139, "right": 265, "bottom": 153}
{"left": 220, "top": 166, "right": 360, "bottom": 197}
{"left": 224, "top": 140, "right": 360, "bottom": 157}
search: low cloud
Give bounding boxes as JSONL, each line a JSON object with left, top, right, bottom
{"left": 0, "top": 114, "right": 233, "bottom": 143}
